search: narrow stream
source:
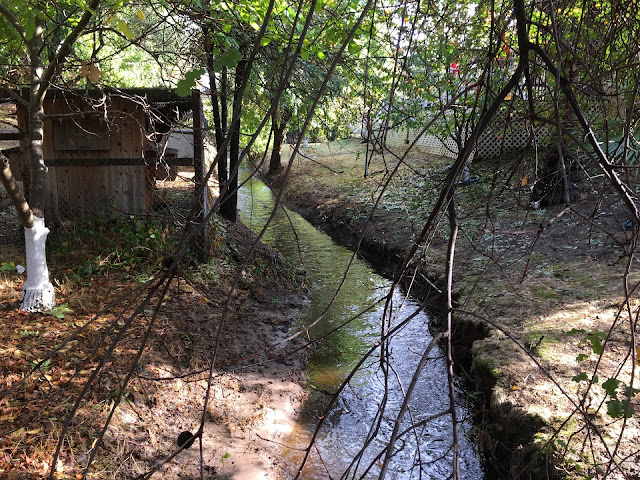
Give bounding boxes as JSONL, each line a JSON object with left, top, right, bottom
{"left": 238, "top": 170, "right": 483, "bottom": 479}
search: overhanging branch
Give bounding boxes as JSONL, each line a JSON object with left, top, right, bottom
{"left": 528, "top": 42, "right": 640, "bottom": 225}
{"left": 0, "top": 151, "right": 34, "bottom": 228}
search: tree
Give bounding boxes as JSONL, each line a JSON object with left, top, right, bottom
{"left": 268, "top": 105, "right": 293, "bottom": 173}
{"left": 0, "top": 0, "right": 104, "bottom": 311}
{"left": 0, "top": 0, "right": 168, "bottom": 311}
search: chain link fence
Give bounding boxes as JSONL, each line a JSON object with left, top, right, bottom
{"left": 1, "top": 89, "right": 217, "bottom": 261}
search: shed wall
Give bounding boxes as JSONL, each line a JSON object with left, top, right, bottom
{"left": 19, "top": 96, "right": 152, "bottom": 220}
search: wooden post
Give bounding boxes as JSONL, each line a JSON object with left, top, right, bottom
{"left": 192, "top": 89, "right": 208, "bottom": 259}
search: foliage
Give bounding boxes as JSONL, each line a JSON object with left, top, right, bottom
{"left": 47, "top": 302, "right": 74, "bottom": 320}
{"left": 50, "top": 215, "right": 181, "bottom": 277}
{"left": 568, "top": 328, "right": 638, "bottom": 419}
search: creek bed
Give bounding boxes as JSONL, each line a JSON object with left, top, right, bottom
{"left": 238, "top": 170, "right": 483, "bottom": 479}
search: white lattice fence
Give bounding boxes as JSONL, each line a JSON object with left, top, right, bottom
{"left": 476, "top": 116, "right": 553, "bottom": 158}
{"left": 384, "top": 127, "right": 459, "bottom": 159}
{"left": 367, "top": 102, "right": 615, "bottom": 161}
{"left": 378, "top": 116, "right": 553, "bottom": 160}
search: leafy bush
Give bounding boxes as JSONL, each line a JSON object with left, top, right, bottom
{"left": 50, "top": 215, "right": 181, "bottom": 276}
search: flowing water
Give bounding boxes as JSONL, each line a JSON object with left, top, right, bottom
{"left": 238, "top": 170, "right": 483, "bottom": 479}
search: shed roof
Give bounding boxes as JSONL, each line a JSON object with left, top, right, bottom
{"left": 1, "top": 87, "right": 193, "bottom": 110}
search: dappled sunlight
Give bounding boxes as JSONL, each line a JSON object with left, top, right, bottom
{"left": 279, "top": 136, "right": 640, "bottom": 478}
{"left": 0, "top": 214, "right": 309, "bottom": 478}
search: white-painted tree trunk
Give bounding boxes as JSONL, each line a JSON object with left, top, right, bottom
{"left": 20, "top": 216, "right": 55, "bottom": 312}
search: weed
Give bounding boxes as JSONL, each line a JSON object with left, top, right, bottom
{"left": 47, "top": 302, "right": 73, "bottom": 320}
{"left": 567, "top": 328, "right": 639, "bottom": 419}
{"left": 51, "top": 215, "right": 181, "bottom": 277}
{"left": 19, "top": 328, "right": 40, "bottom": 337}
{"left": 28, "top": 358, "right": 51, "bottom": 372}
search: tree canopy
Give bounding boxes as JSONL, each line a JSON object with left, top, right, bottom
{"left": 2, "top": 0, "right": 640, "bottom": 477}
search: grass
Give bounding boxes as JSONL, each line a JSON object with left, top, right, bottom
{"left": 273, "top": 138, "right": 640, "bottom": 479}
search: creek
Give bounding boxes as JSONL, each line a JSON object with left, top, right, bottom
{"left": 238, "top": 170, "right": 483, "bottom": 479}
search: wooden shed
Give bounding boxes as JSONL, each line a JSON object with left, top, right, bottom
{"left": 9, "top": 88, "right": 206, "bottom": 221}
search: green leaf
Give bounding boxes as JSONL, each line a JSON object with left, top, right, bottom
{"left": 348, "top": 40, "right": 361, "bottom": 54}
{"left": 587, "top": 331, "right": 604, "bottom": 355}
{"left": 317, "top": 50, "right": 325, "bottom": 60}
{"left": 606, "top": 399, "right": 625, "bottom": 418}
{"left": 300, "top": 48, "right": 309, "bottom": 61}
{"left": 602, "top": 378, "right": 621, "bottom": 398}
{"left": 175, "top": 68, "right": 205, "bottom": 97}
{"left": 576, "top": 353, "right": 589, "bottom": 362}
{"left": 74, "top": 0, "right": 96, "bottom": 12}
{"left": 25, "top": 17, "right": 36, "bottom": 41}
{"left": 566, "top": 328, "right": 586, "bottom": 336}
{"left": 47, "top": 302, "right": 74, "bottom": 320}
{"left": 260, "top": 37, "right": 272, "bottom": 46}
{"left": 572, "top": 372, "right": 588, "bottom": 382}
{"left": 0, "top": 262, "right": 16, "bottom": 271}
{"left": 213, "top": 47, "right": 243, "bottom": 71}
{"left": 223, "top": 24, "right": 232, "bottom": 33}
{"left": 117, "top": 19, "right": 135, "bottom": 40}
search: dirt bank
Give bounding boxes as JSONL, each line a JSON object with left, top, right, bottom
{"left": 0, "top": 219, "right": 310, "bottom": 479}
{"left": 262, "top": 140, "right": 640, "bottom": 479}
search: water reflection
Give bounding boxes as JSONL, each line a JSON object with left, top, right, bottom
{"left": 238, "top": 168, "right": 483, "bottom": 479}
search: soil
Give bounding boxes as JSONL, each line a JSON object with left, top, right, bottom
{"left": 262, "top": 139, "right": 640, "bottom": 479}
{"left": 1, "top": 99, "right": 313, "bottom": 480}
{"left": 0, "top": 220, "right": 310, "bottom": 479}
{"left": 3, "top": 120, "right": 640, "bottom": 479}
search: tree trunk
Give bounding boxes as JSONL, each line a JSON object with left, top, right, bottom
{"left": 203, "top": 26, "right": 224, "bottom": 150}
{"left": 268, "top": 113, "right": 284, "bottom": 174}
{"left": 19, "top": 23, "right": 56, "bottom": 312}
{"left": 219, "top": 66, "right": 236, "bottom": 221}
{"left": 268, "top": 106, "right": 291, "bottom": 175}
{"left": 21, "top": 216, "right": 55, "bottom": 312}
{"left": 225, "top": 60, "right": 247, "bottom": 223}
{"left": 0, "top": 152, "right": 34, "bottom": 228}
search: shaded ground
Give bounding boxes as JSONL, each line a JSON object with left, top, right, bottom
{"left": 1, "top": 100, "right": 316, "bottom": 479}
{"left": 263, "top": 139, "right": 640, "bottom": 479}
{"left": 0, "top": 215, "right": 310, "bottom": 479}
